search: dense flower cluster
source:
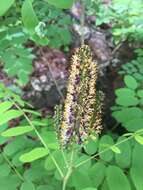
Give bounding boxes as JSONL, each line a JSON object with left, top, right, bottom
{"left": 57, "top": 45, "right": 103, "bottom": 147}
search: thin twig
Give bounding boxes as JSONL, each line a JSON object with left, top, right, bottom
{"left": 1, "top": 151, "right": 24, "bottom": 181}
{"left": 40, "top": 49, "right": 65, "bottom": 103}
{"left": 9, "top": 97, "right": 64, "bottom": 179}
{"left": 80, "top": 0, "right": 85, "bottom": 46}
{"left": 61, "top": 148, "right": 69, "bottom": 168}
{"left": 75, "top": 132, "right": 141, "bottom": 168}
{"left": 62, "top": 147, "right": 74, "bottom": 190}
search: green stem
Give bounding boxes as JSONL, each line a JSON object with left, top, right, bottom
{"left": 1, "top": 152, "right": 24, "bottom": 181}
{"left": 62, "top": 148, "right": 74, "bottom": 190}
{"left": 61, "top": 148, "right": 69, "bottom": 168}
{"left": 75, "top": 134, "right": 135, "bottom": 168}
{"left": 9, "top": 98, "right": 64, "bottom": 179}
{"left": 62, "top": 167, "right": 73, "bottom": 190}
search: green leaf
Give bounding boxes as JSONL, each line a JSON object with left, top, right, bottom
{"left": 115, "top": 88, "right": 135, "bottom": 97}
{"left": 89, "top": 162, "right": 106, "bottom": 188}
{"left": 132, "top": 142, "right": 143, "bottom": 168}
{"left": 139, "top": 98, "right": 143, "bottom": 105}
{"left": 0, "top": 110, "right": 23, "bottom": 126}
{"left": 116, "top": 96, "right": 139, "bottom": 106}
{"left": 124, "top": 75, "right": 138, "bottom": 90}
{"left": 12, "top": 94, "right": 25, "bottom": 107}
{"left": 130, "top": 167, "right": 143, "bottom": 190}
{"left": 32, "top": 120, "right": 47, "bottom": 126}
{"left": 134, "top": 134, "right": 143, "bottom": 145}
{"left": 4, "top": 137, "right": 28, "bottom": 156}
{"left": 112, "top": 107, "right": 143, "bottom": 124}
{"left": 0, "top": 163, "right": 11, "bottom": 177}
{"left": 84, "top": 139, "right": 98, "bottom": 155}
{"left": 37, "top": 185, "right": 53, "bottom": 190}
{"left": 41, "top": 130, "right": 59, "bottom": 150}
{"left": 115, "top": 136, "right": 131, "bottom": 168}
{"left": 0, "top": 175, "right": 21, "bottom": 190}
{"left": 0, "top": 124, "right": 8, "bottom": 133}
{"left": 46, "top": 0, "right": 74, "bottom": 9}
{"left": 99, "top": 135, "right": 114, "bottom": 162}
{"left": 124, "top": 118, "right": 143, "bottom": 132}
{"left": 20, "top": 181, "right": 35, "bottom": 190}
{"left": 20, "top": 147, "right": 49, "bottom": 163}
{"left": 21, "top": 0, "right": 49, "bottom": 46}
{"left": 12, "top": 151, "right": 25, "bottom": 167}
{"left": 74, "top": 154, "right": 91, "bottom": 174}
{"left": 1, "top": 126, "right": 33, "bottom": 137}
{"left": 31, "top": 33, "right": 49, "bottom": 46}
{"left": 0, "top": 101, "right": 13, "bottom": 114}
{"left": 0, "top": 0, "right": 15, "bottom": 16}
{"left": 24, "top": 163, "right": 48, "bottom": 182}
{"left": 106, "top": 166, "right": 131, "bottom": 190}
{"left": 101, "top": 179, "right": 110, "bottom": 190}
{"left": 22, "top": 0, "right": 39, "bottom": 34}
{"left": 71, "top": 170, "right": 92, "bottom": 190}
{"left": 110, "top": 145, "right": 121, "bottom": 154}
{"left": 44, "top": 156, "right": 55, "bottom": 171}
{"left": 82, "top": 188, "right": 97, "bottom": 190}
{"left": 130, "top": 143, "right": 143, "bottom": 190}
{"left": 137, "top": 90, "right": 143, "bottom": 98}
{"left": 0, "top": 155, "right": 3, "bottom": 164}
{"left": 23, "top": 109, "right": 41, "bottom": 116}
{"left": 53, "top": 150, "right": 69, "bottom": 179}
{"left": 0, "top": 124, "right": 8, "bottom": 144}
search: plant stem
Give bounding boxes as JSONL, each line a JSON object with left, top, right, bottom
{"left": 61, "top": 148, "right": 69, "bottom": 168}
{"left": 75, "top": 135, "right": 135, "bottom": 168}
{"left": 40, "top": 49, "right": 65, "bottom": 103}
{"left": 80, "top": 0, "right": 85, "bottom": 46}
{"left": 62, "top": 167, "right": 73, "bottom": 190}
{"left": 1, "top": 151, "right": 24, "bottom": 181}
{"left": 62, "top": 148, "right": 74, "bottom": 190}
{"left": 9, "top": 98, "right": 64, "bottom": 179}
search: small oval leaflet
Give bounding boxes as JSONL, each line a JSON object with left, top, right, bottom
{"left": 1, "top": 126, "right": 33, "bottom": 137}
{"left": 0, "top": 110, "right": 23, "bottom": 126}
{"left": 20, "top": 147, "right": 49, "bottom": 163}
{"left": 124, "top": 75, "right": 138, "bottom": 90}
{"left": 0, "top": 0, "right": 15, "bottom": 16}
{"left": 134, "top": 134, "right": 143, "bottom": 145}
{"left": 0, "top": 101, "right": 13, "bottom": 114}
{"left": 110, "top": 145, "right": 121, "bottom": 154}
{"left": 106, "top": 166, "right": 131, "bottom": 190}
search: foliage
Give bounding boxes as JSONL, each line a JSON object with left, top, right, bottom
{"left": 119, "top": 49, "right": 143, "bottom": 82}
{"left": 111, "top": 48, "right": 143, "bottom": 190}
{"left": 0, "top": 0, "right": 73, "bottom": 86}
{"left": 85, "top": 0, "right": 112, "bottom": 26}
{"left": 34, "top": 1, "right": 72, "bottom": 48}
{"left": 112, "top": 50, "right": 143, "bottom": 132}
{"left": 86, "top": 0, "right": 143, "bottom": 43}
{"left": 0, "top": 84, "right": 143, "bottom": 190}
{"left": 1, "top": 0, "right": 143, "bottom": 190}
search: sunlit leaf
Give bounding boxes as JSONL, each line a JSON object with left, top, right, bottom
{"left": 110, "top": 145, "right": 121, "bottom": 154}
{"left": 0, "top": 110, "right": 23, "bottom": 126}
{"left": 0, "top": 101, "right": 13, "bottom": 114}
{"left": 20, "top": 147, "right": 49, "bottom": 163}
{"left": 0, "top": 0, "right": 15, "bottom": 16}
{"left": 134, "top": 134, "right": 143, "bottom": 145}
{"left": 1, "top": 126, "right": 33, "bottom": 137}
{"left": 22, "top": 0, "right": 39, "bottom": 34}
